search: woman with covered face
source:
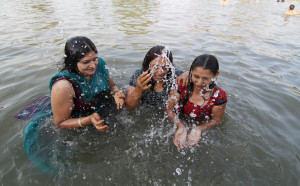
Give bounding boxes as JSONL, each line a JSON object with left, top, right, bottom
{"left": 126, "top": 45, "right": 186, "bottom": 110}
{"left": 166, "top": 54, "right": 227, "bottom": 150}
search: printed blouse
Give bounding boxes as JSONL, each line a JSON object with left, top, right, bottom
{"left": 177, "top": 81, "right": 227, "bottom": 119}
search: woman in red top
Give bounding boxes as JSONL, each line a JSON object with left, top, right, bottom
{"left": 166, "top": 54, "right": 227, "bottom": 150}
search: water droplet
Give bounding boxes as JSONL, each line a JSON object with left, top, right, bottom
{"left": 213, "top": 90, "right": 220, "bottom": 98}
{"left": 176, "top": 168, "right": 182, "bottom": 175}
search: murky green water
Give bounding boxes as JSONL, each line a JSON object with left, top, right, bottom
{"left": 1, "top": 0, "right": 300, "bottom": 185}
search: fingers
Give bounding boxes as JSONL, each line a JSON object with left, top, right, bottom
{"left": 174, "top": 140, "right": 181, "bottom": 150}
{"left": 137, "top": 72, "right": 148, "bottom": 81}
{"left": 180, "top": 140, "right": 187, "bottom": 150}
{"left": 114, "top": 90, "right": 125, "bottom": 110}
{"left": 117, "top": 102, "right": 120, "bottom": 110}
{"left": 92, "top": 113, "right": 100, "bottom": 120}
{"left": 186, "top": 129, "right": 201, "bottom": 147}
{"left": 118, "top": 90, "right": 125, "bottom": 99}
{"left": 96, "top": 124, "right": 109, "bottom": 132}
{"left": 93, "top": 118, "right": 104, "bottom": 125}
{"left": 119, "top": 99, "right": 124, "bottom": 109}
{"left": 93, "top": 119, "right": 110, "bottom": 131}
{"left": 141, "top": 74, "right": 151, "bottom": 85}
{"left": 116, "top": 100, "right": 124, "bottom": 110}
{"left": 91, "top": 113, "right": 109, "bottom": 132}
{"left": 136, "top": 72, "right": 152, "bottom": 92}
{"left": 187, "top": 138, "right": 197, "bottom": 147}
{"left": 91, "top": 113, "right": 104, "bottom": 125}
{"left": 139, "top": 72, "right": 151, "bottom": 84}
{"left": 183, "top": 77, "right": 189, "bottom": 87}
{"left": 176, "top": 71, "right": 189, "bottom": 87}
{"left": 145, "top": 84, "right": 152, "bottom": 90}
{"left": 174, "top": 139, "right": 186, "bottom": 150}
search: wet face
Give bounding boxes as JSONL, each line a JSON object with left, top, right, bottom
{"left": 191, "top": 67, "right": 219, "bottom": 91}
{"left": 149, "top": 56, "right": 171, "bottom": 82}
{"left": 77, "top": 51, "right": 98, "bottom": 80}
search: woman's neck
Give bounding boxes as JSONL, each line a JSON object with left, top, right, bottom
{"left": 154, "top": 81, "right": 164, "bottom": 92}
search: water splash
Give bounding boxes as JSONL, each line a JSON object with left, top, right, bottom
{"left": 176, "top": 168, "right": 182, "bottom": 175}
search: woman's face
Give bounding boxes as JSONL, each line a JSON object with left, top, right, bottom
{"left": 149, "top": 56, "right": 171, "bottom": 82}
{"left": 77, "top": 51, "right": 98, "bottom": 80}
{"left": 191, "top": 67, "right": 219, "bottom": 91}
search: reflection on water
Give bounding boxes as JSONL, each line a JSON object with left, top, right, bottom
{"left": 1, "top": 0, "right": 300, "bottom": 185}
{"left": 113, "top": 0, "right": 157, "bottom": 35}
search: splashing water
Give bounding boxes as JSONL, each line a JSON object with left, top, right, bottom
{"left": 176, "top": 168, "right": 182, "bottom": 175}
{"left": 213, "top": 90, "right": 220, "bottom": 98}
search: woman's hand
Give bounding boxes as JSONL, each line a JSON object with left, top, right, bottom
{"left": 187, "top": 128, "right": 202, "bottom": 147}
{"left": 90, "top": 113, "right": 109, "bottom": 132}
{"left": 114, "top": 90, "right": 125, "bottom": 109}
{"left": 136, "top": 71, "right": 152, "bottom": 92}
{"left": 176, "top": 71, "right": 189, "bottom": 87}
{"left": 174, "top": 124, "right": 188, "bottom": 150}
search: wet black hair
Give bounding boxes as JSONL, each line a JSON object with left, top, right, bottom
{"left": 180, "top": 54, "right": 219, "bottom": 113}
{"left": 61, "top": 36, "right": 98, "bottom": 73}
{"left": 142, "top": 45, "right": 173, "bottom": 71}
{"left": 189, "top": 54, "right": 219, "bottom": 76}
{"left": 290, "top": 4, "right": 295, "bottom": 10}
{"left": 142, "top": 45, "right": 174, "bottom": 90}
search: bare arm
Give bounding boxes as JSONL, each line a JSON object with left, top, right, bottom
{"left": 109, "top": 76, "right": 125, "bottom": 109}
{"left": 186, "top": 103, "right": 227, "bottom": 147}
{"left": 125, "top": 72, "right": 151, "bottom": 111}
{"left": 109, "top": 76, "right": 118, "bottom": 95}
{"left": 176, "top": 71, "right": 189, "bottom": 87}
{"left": 166, "top": 88, "right": 188, "bottom": 150}
{"left": 166, "top": 89, "right": 183, "bottom": 127}
{"left": 196, "top": 103, "right": 227, "bottom": 131}
{"left": 51, "top": 80, "right": 108, "bottom": 131}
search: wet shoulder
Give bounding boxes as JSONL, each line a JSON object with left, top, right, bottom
{"left": 175, "top": 68, "right": 184, "bottom": 76}
{"left": 129, "top": 69, "right": 143, "bottom": 87}
{"left": 96, "top": 57, "right": 109, "bottom": 76}
{"left": 213, "top": 86, "right": 227, "bottom": 105}
{"left": 176, "top": 79, "right": 188, "bottom": 94}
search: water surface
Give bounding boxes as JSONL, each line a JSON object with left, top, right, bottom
{"left": 1, "top": 0, "right": 300, "bottom": 185}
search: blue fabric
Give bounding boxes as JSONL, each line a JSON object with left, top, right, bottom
{"left": 23, "top": 102, "right": 58, "bottom": 174}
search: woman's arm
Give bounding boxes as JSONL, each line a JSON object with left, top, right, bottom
{"left": 125, "top": 72, "right": 151, "bottom": 111}
{"left": 187, "top": 103, "right": 227, "bottom": 147}
{"left": 195, "top": 103, "right": 227, "bottom": 131}
{"left": 109, "top": 76, "right": 125, "bottom": 109}
{"left": 51, "top": 80, "right": 108, "bottom": 131}
{"left": 166, "top": 89, "right": 183, "bottom": 127}
{"left": 176, "top": 71, "right": 189, "bottom": 87}
{"left": 109, "top": 76, "right": 118, "bottom": 95}
{"left": 166, "top": 88, "right": 188, "bottom": 150}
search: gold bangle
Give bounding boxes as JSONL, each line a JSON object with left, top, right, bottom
{"left": 78, "top": 118, "right": 83, "bottom": 127}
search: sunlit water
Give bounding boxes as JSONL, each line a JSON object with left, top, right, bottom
{"left": 1, "top": 0, "right": 300, "bottom": 185}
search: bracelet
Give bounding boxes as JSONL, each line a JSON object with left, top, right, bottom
{"left": 112, "top": 91, "right": 119, "bottom": 96}
{"left": 112, "top": 86, "right": 119, "bottom": 96}
{"left": 130, "top": 92, "right": 140, "bottom": 100}
{"left": 78, "top": 118, "right": 83, "bottom": 127}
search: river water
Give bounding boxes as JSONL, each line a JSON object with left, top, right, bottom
{"left": 1, "top": 0, "right": 300, "bottom": 185}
